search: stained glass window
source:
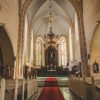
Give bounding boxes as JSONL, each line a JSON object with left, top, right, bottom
{"left": 36, "top": 37, "right": 42, "bottom": 66}
{"left": 59, "top": 37, "right": 67, "bottom": 66}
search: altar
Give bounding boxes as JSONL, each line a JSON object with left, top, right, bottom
{"left": 47, "top": 69, "right": 57, "bottom": 76}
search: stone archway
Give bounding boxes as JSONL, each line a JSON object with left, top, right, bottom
{"left": 0, "top": 26, "right": 14, "bottom": 66}
{"left": 17, "top": 0, "right": 88, "bottom": 78}
{"left": 0, "top": 25, "right": 14, "bottom": 78}
{"left": 90, "top": 24, "right": 100, "bottom": 65}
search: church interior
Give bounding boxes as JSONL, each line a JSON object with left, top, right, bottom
{"left": 0, "top": 0, "right": 100, "bottom": 100}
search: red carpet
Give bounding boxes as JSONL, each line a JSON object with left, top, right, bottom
{"left": 38, "top": 77, "right": 64, "bottom": 100}
{"left": 45, "top": 77, "right": 58, "bottom": 87}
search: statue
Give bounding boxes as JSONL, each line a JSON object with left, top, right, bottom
{"left": 93, "top": 61, "right": 99, "bottom": 73}
{"left": 48, "top": 50, "right": 54, "bottom": 63}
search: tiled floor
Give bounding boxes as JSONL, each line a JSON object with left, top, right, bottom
{"left": 30, "top": 88, "right": 43, "bottom": 100}
{"left": 30, "top": 77, "right": 81, "bottom": 100}
{"left": 30, "top": 87, "right": 81, "bottom": 100}
{"left": 60, "top": 88, "right": 81, "bottom": 100}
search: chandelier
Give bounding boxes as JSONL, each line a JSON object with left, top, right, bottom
{"left": 44, "top": 0, "right": 59, "bottom": 45}
{"left": 44, "top": 26, "right": 58, "bottom": 44}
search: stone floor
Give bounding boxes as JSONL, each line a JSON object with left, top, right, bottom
{"left": 30, "top": 77, "right": 81, "bottom": 100}
{"left": 60, "top": 88, "right": 81, "bottom": 100}
{"left": 37, "top": 77, "right": 69, "bottom": 87}
{"left": 30, "top": 87, "right": 81, "bottom": 100}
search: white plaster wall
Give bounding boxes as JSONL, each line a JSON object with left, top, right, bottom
{"left": 69, "top": 28, "right": 74, "bottom": 62}
{"left": 0, "top": 0, "right": 19, "bottom": 56}
{"left": 83, "top": 0, "right": 100, "bottom": 53}
{"left": 74, "top": 13, "right": 81, "bottom": 61}
{"left": 90, "top": 24, "right": 100, "bottom": 65}
{"left": 22, "top": 15, "right": 28, "bottom": 65}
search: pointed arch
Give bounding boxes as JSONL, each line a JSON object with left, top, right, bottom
{"left": 0, "top": 25, "right": 14, "bottom": 66}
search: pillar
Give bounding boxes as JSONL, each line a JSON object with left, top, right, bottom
{"left": 69, "top": 28, "right": 74, "bottom": 65}
{"left": 29, "top": 30, "right": 33, "bottom": 65}
{"left": 33, "top": 34, "right": 36, "bottom": 66}
{"left": 66, "top": 34, "right": 70, "bottom": 64}
{"left": 76, "top": 5, "right": 88, "bottom": 78}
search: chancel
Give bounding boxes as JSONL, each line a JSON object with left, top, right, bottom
{"left": 0, "top": 0, "right": 100, "bottom": 100}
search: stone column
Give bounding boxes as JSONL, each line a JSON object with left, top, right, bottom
{"left": 69, "top": 28, "right": 74, "bottom": 65}
{"left": 67, "top": 0, "right": 88, "bottom": 78}
{"left": 29, "top": 30, "right": 33, "bottom": 65}
{"left": 33, "top": 34, "right": 36, "bottom": 66}
{"left": 77, "top": 5, "right": 88, "bottom": 78}
{"left": 66, "top": 34, "right": 70, "bottom": 64}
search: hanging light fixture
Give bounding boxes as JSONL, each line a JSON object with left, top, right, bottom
{"left": 44, "top": 0, "right": 59, "bottom": 45}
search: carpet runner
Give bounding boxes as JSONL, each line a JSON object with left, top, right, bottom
{"left": 38, "top": 77, "right": 64, "bottom": 100}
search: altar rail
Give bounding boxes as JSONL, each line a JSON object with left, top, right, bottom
{"left": 0, "top": 78, "right": 38, "bottom": 100}
{"left": 70, "top": 76, "right": 100, "bottom": 100}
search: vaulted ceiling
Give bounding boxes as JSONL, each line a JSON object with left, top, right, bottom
{"left": 26, "top": 0, "right": 75, "bottom": 35}
{"left": 1, "top": 0, "right": 99, "bottom": 56}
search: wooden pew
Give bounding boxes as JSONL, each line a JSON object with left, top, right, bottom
{"left": 0, "top": 78, "right": 38, "bottom": 100}
{"left": 92, "top": 73, "right": 100, "bottom": 100}
{"left": 70, "top": 77, "right": 94, "bottom": 100}
{"left": 70, "top": 77, "right": 86, "bottom": 100}
{"left": 84, "top": 77, "right": 93, "bottom": 100}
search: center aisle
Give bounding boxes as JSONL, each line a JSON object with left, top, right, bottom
{"left": 38, "top": 77, "right": 65, "bottom": 100}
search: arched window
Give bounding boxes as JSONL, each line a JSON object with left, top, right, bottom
{"left": 59, "top": 37, "right": 67, "bottom": 67}
{"left": 36, "top": 37, "right": 42, "bottom": 66}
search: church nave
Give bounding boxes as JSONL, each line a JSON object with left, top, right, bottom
{"left": 0, "top": 0, "right": 100, "bottom": 100}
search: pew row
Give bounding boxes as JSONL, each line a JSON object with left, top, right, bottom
{"left": 70, "top": 77, "right": 100, "bottom": 100}
{"left": 0, "top": 78, "right": 38, "bottom": 100}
